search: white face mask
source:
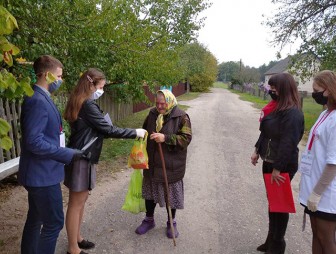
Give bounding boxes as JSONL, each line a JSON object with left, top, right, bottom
{"left": 92, "top": 89, "right": 104, "bottom": 100}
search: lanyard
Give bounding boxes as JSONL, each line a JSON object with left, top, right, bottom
{"left": 308, "top": 110, "right": 333, "bottom": 150}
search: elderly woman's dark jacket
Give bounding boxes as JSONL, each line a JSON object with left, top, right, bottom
{"left": 255, "top": 107, "right": 304, "bottom": 174}
{"left": 143, "top": 106, "right": 192, "bottom": 183}
{"left": 67, "top": 99, "right": 136, "bottom": 164}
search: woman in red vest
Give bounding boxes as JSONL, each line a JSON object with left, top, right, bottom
{"left": 251, "top": 73, "right": 304, "bottom": 254}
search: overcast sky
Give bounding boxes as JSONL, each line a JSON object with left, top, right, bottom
{"left": 197, "top": 0, "right": 298, "bottom": 68}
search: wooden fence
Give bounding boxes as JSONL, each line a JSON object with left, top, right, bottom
{"left": 0, "top": 99, "right": 21, "bottom": 163}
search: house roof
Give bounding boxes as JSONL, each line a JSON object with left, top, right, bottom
{"left": 264, "top": 56, "right": 293, "bottom": 75}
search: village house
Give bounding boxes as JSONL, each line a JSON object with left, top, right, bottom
{"left": 264, "top": 56, "right": 316, "bottom": 93}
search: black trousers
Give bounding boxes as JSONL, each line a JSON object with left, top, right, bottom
{"left": 145, "top": 199, "right": 176, "bottom": 221}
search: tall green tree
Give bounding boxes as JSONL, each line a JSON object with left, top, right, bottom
{"left": 240, "top": 66, "right": 260, "bottom": 84}
{"left": 218, "top": 61, "right": 261, "bottom": 84}
{"left": 179, "top": 42, "right": 217, "bottom": 92}
{"left": 265, "top": 0, "right": 336, "bottom": 76}
{"left": 217, "top": 61, "right": 240, "bottom": 82}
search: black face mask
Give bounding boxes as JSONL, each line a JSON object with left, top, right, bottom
{"left": 312, "top": 90, "right": 328, "bottom": 105}
{"left": 268, "top": 90, "right": 278, "bottom": 100}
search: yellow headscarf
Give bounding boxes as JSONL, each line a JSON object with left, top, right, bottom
{"left": 156, "top": 89, "right": 177, "bottom": 132}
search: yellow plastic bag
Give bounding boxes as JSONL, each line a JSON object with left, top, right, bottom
{"left": 128, "top": 133, "right": 149, "bottom": 169}
{"left": 122, "top": 170, "right": 146, "bottom": 214}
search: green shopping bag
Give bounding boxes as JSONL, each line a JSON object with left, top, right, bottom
{"left": 122, "top": 170, "right": 146, "bottom": 214}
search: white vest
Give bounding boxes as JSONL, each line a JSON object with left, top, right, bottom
{"left": 299, "top": 110, "right": 336, "bottom": 213}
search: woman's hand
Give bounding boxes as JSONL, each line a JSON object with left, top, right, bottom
{"left": 307, "top": 191, "right": 321, "bottom": 212}
{"left": 251, "top": 151, "right": 259, "bottom": 166}
{"left": 150, "top": 132, "right": 165, "bottom": 143}
{"left": 271, "top": 169, "right": 285, "bottom": 185}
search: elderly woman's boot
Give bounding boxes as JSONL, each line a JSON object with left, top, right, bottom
{"left": 166, "top": 220, "right": 179, "bottom": 238}
{"left": 135, "top": 216, "right": 155, "bottom": 235}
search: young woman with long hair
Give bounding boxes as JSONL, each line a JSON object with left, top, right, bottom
{"left": 63, "top": 68, "right": 146, "bottom": 254}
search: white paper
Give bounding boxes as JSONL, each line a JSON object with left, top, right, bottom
{"left": 104, "top": 113, "right": 113, "bottom": 126}
{"left": 60, "top": 132, "right": 65, "bottom": 148}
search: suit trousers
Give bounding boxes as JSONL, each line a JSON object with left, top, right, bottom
{"left": 21, "top": 184, "right": 64, "bottom": 254}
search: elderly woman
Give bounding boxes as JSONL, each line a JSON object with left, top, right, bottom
{"left": 135, "top": 89, "right": 192, "bottom": 239}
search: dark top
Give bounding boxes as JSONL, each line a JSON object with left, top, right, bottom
{"left": 143, "top": 106, "right": 192, "bottom": 183}
{"left": 19, "top": 85, "right": 74, "bottom": 187}
{"left": 255, "top": 107, "right": 304, "bottom": 174}
{"left": 67, "top": 99, "right": 136, "bottom": 163}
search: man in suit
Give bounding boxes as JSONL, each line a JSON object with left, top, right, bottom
{"left": 18, "top": 55, "right": 82, "bottom": 254}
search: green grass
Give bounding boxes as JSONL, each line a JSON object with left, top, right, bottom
{"left": 230, "top": 89, "right": 269, "bottom": 109}
{"left": 213, "top": 82, "right": 229, "bottom": 89}
{"left": 302, "top": 97, "right": 324, "bottom": 132}
{"left": 178, "top": 92, "right": 201, "bottom": 101}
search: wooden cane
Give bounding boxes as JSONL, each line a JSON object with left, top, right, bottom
{"left": 157, "top": 142, "right": 177, "bottom": 246}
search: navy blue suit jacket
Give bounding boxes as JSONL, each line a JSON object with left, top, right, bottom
{"left": 18, "top": 85, "right": 74, "bottom": 187}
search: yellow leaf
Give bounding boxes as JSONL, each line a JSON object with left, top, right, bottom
{"left": 3, "top": 51, "right": 13, "bottom": 66}
{"left": 0, "top": 136, "right": 13, "bottom": 151}
{"left": 16, "top": 57, "right": 26, "bottom": 63}
{"left": 1, "top": 41, "right": 20, "bottom": 55}
{"left": 0, "top": 6, "right": 18, "bottom": 35}
{"left": 20, "top": 77, "right": 34, "bottom": 97}
{"left": 0, "top": 118, "right": 11, "bottom": 136}
{"left": 10, "top": 45, "right": 20, "bottom": 55}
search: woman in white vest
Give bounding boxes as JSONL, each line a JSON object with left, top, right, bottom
{"left": 299, "top": 70, "right": 336, "bottom": 253}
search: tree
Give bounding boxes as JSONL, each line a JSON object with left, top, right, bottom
{"left": 265, "top": 0, "right": 336, "bottom": 76}
{"left": 4, "top": 0, "right": 211, "bottom": 101}
{"left": 179, "top": 42, "right": 217, "bottom": 92}
{"left": 240, "top": 66, "right": 260, "bottom": 84}
{"left": 217, "top": 61, "right": 240, "bottom": 82}
{"left": 0, "top": 6, "right": 33, "bottom": 150}
{"left": 258, "top": 60, "right": 278, "bottom": 82}
{"left": 217, "top": 61, "right": 261, "bottom": 85}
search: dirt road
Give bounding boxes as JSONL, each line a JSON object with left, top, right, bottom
{"left": 0, "top": 88, "right": 312, "bottom": 254}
